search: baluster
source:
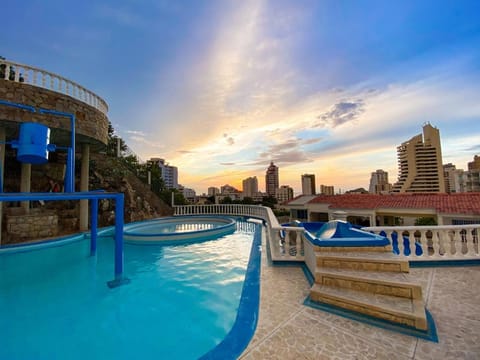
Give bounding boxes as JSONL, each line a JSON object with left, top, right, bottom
{"left": 384, "top": 230, "right": 394, "bottom": 252}
{"left": 397, "top": 231, "right": 405, "bottom": 256}
{"left": 50, "top": 75, "right": 54, "bottom": 89}
{"left": 14, "top": 66, "right": 20, "bottom": 82}
{"left": 405, "top": 231, "right": 415, "bottom": 256}
{"left": 420, "top": 230, "right": 429, "bottom": 257}
{"left": 465, "top": 229, "right": 475, "bottom": 256}
{"left": 41, "top": 72, "right": 46, "bottom": 87}
{"left": 445, "top": 230, "right": 455, "bottom": 257}
{"left": 33, "top": 70, "right": 38, "bottom": 84}
{"left": 283, "top": 229, "right": 290, "bottom": 257}
{"left": 474, "top": 227, "right": 479, "bottom": 255}
{"left": 452, "top": 229, "right": 461, "bottom": 256}
{"left": 296, "top": 230, "right": 302, "bottom": 257}
{"left": 430, "top": 230, "right": 441, "bottom": 257}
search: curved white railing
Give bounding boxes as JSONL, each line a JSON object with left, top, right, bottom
{"left": 1, "top": 59, "right": 108, "bottom": 114}
{"left": 174, "top": 204, "right": 306, "bottom": 262}
{"left": 174, "top": 205, "right": 480, "bottom": 263}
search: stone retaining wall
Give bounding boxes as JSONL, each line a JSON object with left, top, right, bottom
{"left": 5, "top": 209, "right": 58, "bottom": 240}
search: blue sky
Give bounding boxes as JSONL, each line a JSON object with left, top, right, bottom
{"left": 2, "top": 0, "right": 480, "bottom": 194}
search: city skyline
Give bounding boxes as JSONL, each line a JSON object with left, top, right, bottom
{"left": 2, "top": 1, "right": 480, "bottom": 194}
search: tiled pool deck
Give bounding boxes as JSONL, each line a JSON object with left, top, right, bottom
{"left": 240, "top": 234, "right": 480, "bottom": 360}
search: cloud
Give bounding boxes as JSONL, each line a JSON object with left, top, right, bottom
{"left": 125, "top": 130, "right": 146, "bottom": 136}
{"left": 250, "top": 137, "right": 321, "bottom": 166}
{"left": 223, "top": 134, "right": 235, "bottom": 145}
{"left": 220, "top": 162, "right": 236, "bottom": 166}
{"left": 127, "top": 135, "right": 165, "bottom": 151}
{"left": 315, "top": 100, "right": 364, "bottom": 128}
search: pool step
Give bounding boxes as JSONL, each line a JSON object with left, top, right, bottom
{"left": 310, "top": 250, "right": 428, "bottom": 331}
{"left": 316, "top": 251, "right": 409, "bottom": 273}
{"left": 315, "top": 268, "right": 422, "bottom": 299}
{"left": 310, "top": 284, "right": 427, "bottom": 330}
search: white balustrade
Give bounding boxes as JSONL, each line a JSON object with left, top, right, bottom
{"left": 173, "top": 205, "right": 479, "bottom": 262}
{"left": 1, "top": 59, "right": 108, "bottom": 114}
{"left": 363, "top": 225, "right": 480, "bottom": 261}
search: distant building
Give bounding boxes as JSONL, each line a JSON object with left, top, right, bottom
{"left": 452, "top": 169, "right": 480, "bottom": 193}
{"left": 301, "top": 174, "right": 316, "bottom": 195}
{"left": 392, "top": 123, "right": 446, "bottom": 193}
{"left": 242, "top": 176, "right": 258, "bottom": 197}
{"left": 284, "top": 193, "right": 480, "bottom": 226}
{"left": 220, "top": 184, "right": 239, "bottom": 195}
{"left": 265, "top": 162, "right": 279, "bottom": 197}
{"left": 276, "top": 185, "right": 294, "bottom": 204}
{"left": 368, "top": 169, "right": 392, "bottom": 194}
{"left": 468, "top": 155, "right": 480, "bottom": 171}
{"left": 207, "top": 187, "right": 220, "bottom": 196}
{"left": 148, "top": 157, "right": 178, "bottom": 189}
{"left": 346, "top": 187, "right": 369, "bottom": 194}
{"left": 319, "top": 184, "right": 335, "bottom": 195}
{"left": 178, "top": 185, "right": 196, "bottom": 203}
{"left": 443, "top": 163, "right": 457, "bottom": 193}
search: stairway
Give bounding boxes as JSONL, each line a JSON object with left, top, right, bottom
{"left": 310, "top": 250, "right": 428, "bottom": 331}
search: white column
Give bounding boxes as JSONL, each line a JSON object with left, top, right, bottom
{"left": 79, "top": 144, "right": 90, "bottom": 231}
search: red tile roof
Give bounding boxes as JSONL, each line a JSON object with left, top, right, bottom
{"left": 301, "top": 193, "right": 480, "bottom": 215}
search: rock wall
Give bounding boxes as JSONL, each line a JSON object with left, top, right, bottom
{"left": 5, "top": 208, "right": 58, "bottom": 241}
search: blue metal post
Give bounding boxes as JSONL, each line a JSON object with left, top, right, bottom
{"left": 90, "top": 198, "right": 98, "bottom": 256}
{"left": 65, "top": 147, "right": 74, "bottom": 192}
{"left": 107, "top": 193, "right": 129, "bottom": 287}
{"left": 37, "top": 109, "right": 75, "bottom": 192}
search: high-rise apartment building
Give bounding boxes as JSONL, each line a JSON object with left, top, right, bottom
{"left": 392, "top": 123, "right": 446, "bottom": 193}
{"left": 276, "top": 185, "right": 294, "bottom": 204}
{"left": 148, "top": 158, "right": 178, "bottom": 189}
{"left": 443, "top": 163, "right": 457, "bottom": 193}
{"left": 242, "top": 176, "right": 258, "bottom": 197}
{"left": 301, "top": 174, "right": 316, "bottom": 195}
{"left": 207, "top": 187, "right": 220, "bottom": 196}
{"left": 265, "top": 162, "right": 279, "bottom": 197}
{"left": 369, "top": 169, "right": 392, "bottom": 194}
{"left": 468, "top": 155, "right": 480, "bottom": 171}
{"left": 320, "top": 184, "right": 335, "bottom": 195}
{"left": 449, "top": 155, "right": 480, "bottom": 193}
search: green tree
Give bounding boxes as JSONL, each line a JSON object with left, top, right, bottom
{"left": 261, "top": 196, "right": 277, "bottom": 209}
{"left": 106, "top": 122, "right": 127, "bottom": 156}
{"left": 220, "top": 196, "right": 232, "bottom": 204}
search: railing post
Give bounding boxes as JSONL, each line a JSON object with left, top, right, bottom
{"left": 90, "top": 199, "right": 98, "bottom": 256}
{"left": 466, "top": 228, "right": 476, "bottom": 256}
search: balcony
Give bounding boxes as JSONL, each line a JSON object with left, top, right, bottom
{"left": 1, "top": 59, "right": 108, "bottom": 114}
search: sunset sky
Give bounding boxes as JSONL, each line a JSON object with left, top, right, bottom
{"left": 2, "top": 1, "right": 480, "bottom": 194}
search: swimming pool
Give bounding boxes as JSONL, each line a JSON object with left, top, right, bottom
{"left": 0, "top": 218, "right": 259, "bottom": 359}
{"left": 123, "top": 216, "right": 237, "bottom": 244}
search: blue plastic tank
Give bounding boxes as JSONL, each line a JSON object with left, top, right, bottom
{"left": 16, "top": 122, "right": 51, "bottom": 164}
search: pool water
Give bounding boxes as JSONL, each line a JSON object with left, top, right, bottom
{"left": 0, "top": 220, "right": 256, "bottom": 359}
